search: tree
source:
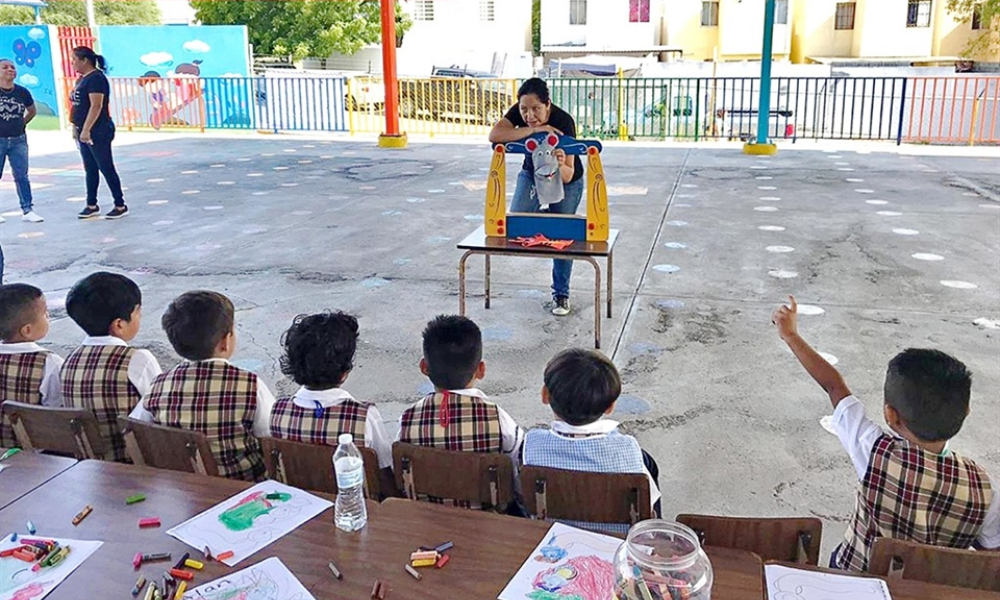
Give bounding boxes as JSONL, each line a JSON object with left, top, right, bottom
{"left": 0, "top": 0, "right": 161, "bottom": 26}
{"left": 191, "top": 0, "right": 412, "bottom": 60}
{"left": 531, "top": 0, "right": 541, "bottom": 56}
{"left": 947, "top": 0, "right": 999, "bottom": 58}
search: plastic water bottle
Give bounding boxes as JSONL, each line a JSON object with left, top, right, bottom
{"left": 333, "top": 433, "right": 368, "bottom": 532}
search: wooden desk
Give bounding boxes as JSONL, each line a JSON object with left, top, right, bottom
{"left": 457, "top": 225, "right": 620, "bottom": 348}
{"left": 0, "top": 450, "right": 77, "bottom": 510}
{"left": 767, "top": 561, "right": 1000, "bottom": 600}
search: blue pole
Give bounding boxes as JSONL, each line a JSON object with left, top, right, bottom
{"left": 755, "top": 0, "right": 777, "bottom": 145}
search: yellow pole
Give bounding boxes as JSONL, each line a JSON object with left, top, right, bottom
{"left": 347, "top": 77, "right": 356, "bottom": 135}
{"left": 968, "top": 94, "right": 981, "bottom": 147}
{"left": 617, "top": 67, "right": 627, "bottom": 141}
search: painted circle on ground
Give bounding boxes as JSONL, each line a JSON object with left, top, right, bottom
{"left": 769, "top": 270, "right": 798, "bottom": 278}
{"left": 65, "top": 196, "right": 86, "bottom": 202}
{"left": 797, "top": 304, "right": 825, "bottom": 316}
{"left": 892, "top": 228, "right": 919, "bottom": 235}
{"left": 217, "top": 181, "right": 235, "bottom": 186}
{"left": 755, "top": 176, "right": 773, "bottom": 180}
{"left": 973, "top": 318, "right": 1000, "bottom": 330}
{"left": 664, "top": 242, "right": 688, "bottom": 249}
{"left": 980, "top": 204, "right": 1000, "bottom": 210}
{"left": 758, "top": 225, "right": 786, "bottom": 231}
{"left": 854, "top": 189, "right": 874, "bottom": 194}
{"left": 760, "top": 196, "right": 781, "bottom": 201}
{"left": 146, "top": 178, "right": 164, "bottom": 183}
{"left": 281, "top": 183, "right": 299, "bottom": 187}
{"left": 876, "top": 211, "right": 903, "bottom": 216}
{"left": 181, "top": 170, "right": 198, "bottom": 174}
{"left": 148, "top": 200, "right": 168, "bottom": 205}
{"left": 754, "top": 206, "right": 779, "bottom": 212}
{"left": 653, "top": 264, "right": 681, "bottom": 273}
{"left": 911, "top": 253, "right": 943, "bottom": 261}
{"left": 17, "top": 232, "right": 43, "bottom": 238}
{"left": 273, "top": 166, "right": 289, "bottom": 171}
{"left": 766, "top": 246, "right": 795, "bottom": 253}
{"left": 210, "top": 164, "right": 225, "bottom": 168}
{"left": 247, "top": 173, "right": 263, "bottom": 177}
{"left": 865, "top": 200, "right": 888, "bottom": 205}
{"left": 941, "top": 280, "right": 978, "bottom": 289}
{"left": 681, "top": 183, "right": 698, "bottom": 188}
{"left": 203, "top": 206, "right": 224, "bottom": 211}
{"left": 845, "top": 178, "right": 864, "bottom": 183}
{"left": 666, "top": 220, "right": 688, "bottom": 226}
{"left": 758, "top": 186, "right": 777, "bottom": 190}
{"left": 182, "top": 190, "right": 200, "bottom": 195}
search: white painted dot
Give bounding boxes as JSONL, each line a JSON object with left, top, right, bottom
{"left": 758, "top": 186, "right": 777, "bottom": 190}
{"left": 153, "top": 220, "right": 173, "bottom": 226}
{"left": 666, "top": 220, "right": 688, "bottom": 227}
{"left": 252, "top": 191, "right": 267, "bottom": 196}
{"left": 283, "top": 149, "right": 297, "bottom": 153}
{"left": 674, "top": 203, "right": 692, "bottom": 208}
{"left": 217, "top": 181, "right": 235, "bottom": 186}
{"left": 291, "top": 210, "right": 312, "bottom": 216}
{"left": 360, "top": 185, "right": 376, "bottom": 191}
{"left": 855, "top": 189, "right": 874, "bottom": 194}
{"left": 653, "top": 264, "right": 681, "bottom": 273}
{"left": 681, "top": 183, "right": 698, "bottom": 188}
{"left": 676, "top": 194, "right": 694, "bottom": 199}
{"left": 210, "top": 164, "right": 225, "bottom": 168}
{"left": 750, "top": 165, "right": 768, "bottom": 170}
{"left": 182, "top": 190, "right": 200, "bottom": 195}
{"left": 769, "top": 270, "right": 798, "bottom": 278}
{"left": 320, "top": 155, "right": 334, "bottom": 159}
{"left": 146, "top": 178, "right": 164, "bottom": 183}
{"left": 941, "top": 280, "right": 978, "bottom": 290}
{"left": 427, "top": 189, "right": 445, "bottom": 193}
{"left": 247, "top": 173, "right": 263, "bottom": 177}
{"left": 760, "top": 196, "right": 781, "bottom": 201}
{"left": 17, "top": 232, "right": 44, "bottom": 239}
{"left": 664, "top": 242, "right": 687, "bottom": 249}
{"left": 758, "top": 225, "right": 786, "bottom": 231}
{"left": 261, "top": 153, "right": 276, "bottom": 157}
{"left": 797, "top": 304, "right": 826, "bottom": 316}
{"left": 406, "top": 197, "right": 426, "bottom": 203}
{"left": 281, "top": 183, "right": 299, "bottom": 187}
{"left": 148, "top": 200, "right": 168, "bottom": 205}
{"left": 962, "top": 192, "right": 980, "bottom": 197}
{"left": 766, "top": 245, "right": 795, "bottom": 253}
{"left": 754, "top": 206, "right": 779, "bottom": 212}
{"left": 973, "top": 318, "right": 1000, "bottom": 330}
{"left": 755, "top": 176, "right": 773, "bottom": 180}
{"left": 837, "top": 168, "right": 856, "bottom": 172}
{"left": 865, "top": 200, "right": 888, "bottom": 205}
{"left": 980, "top": 204, "right": 1000, "bottom": 210}
{"left": 298, "top": 160, "right": 313, "bottom": 164}
{"left": 876, "top": 211, "right": 902, "bottom": 216}
{"left": 893, "top": 228, "right": 919, "bottom": 235}
{"left": 236, "top": 158, "right": 251, "bottom": 162}
{"left": 818, "top": 351, "right": 839, "bottom": 365}
{"left": 181, "top": 170, "right": 198, "bottom": 175}
{"left": 845, "top": 178, "right": 864, "bottom": 183}
{"left": 827, "top": 155, "right": 842, "bottom": 159}
{"left": 835, "top": 162, "right": 850, "bottom": 166}
{"left": 912, "top": 253, "right": 943, "bottom": 261}
{"left": 302, "top": 144, "right": 315, "bottom": 148}
{"left": 203, "top": 206, "right": 224, "bottom": 211}
{"left": 273, "top": 166, "right": 289, "bottom": 171}
{"left": 65, "top": 196, "right": 86, "bottom": 203}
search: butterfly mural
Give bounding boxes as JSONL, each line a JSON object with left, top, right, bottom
{"left": 12, "top": 38, "right": 42, "bottom": 68}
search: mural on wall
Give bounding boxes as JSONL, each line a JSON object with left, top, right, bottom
{"left": 96, "top": 25, "right": 251, "bottom": 129}
{"left": 0, "top": 25, "right": 60, "bottom": 130}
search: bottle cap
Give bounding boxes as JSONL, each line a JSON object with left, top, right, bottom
{"left": 338, "top": 433, "right": 353, "bottom": 445}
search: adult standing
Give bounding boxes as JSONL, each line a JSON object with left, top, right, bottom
{"left": 70, "top": 46, "right": 128, "bottom": 220}
{"left": 489, "top": 77, "right": 584, "bottom": 316}
{"left": 0, "top": 58, "right": 44, "bottom": 224}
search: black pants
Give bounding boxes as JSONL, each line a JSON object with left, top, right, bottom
{"left": 78, "top": 125, "right": 124, "bottom": 207}
{"left": 642, "top": 449, "right": 663, "bottom": 518}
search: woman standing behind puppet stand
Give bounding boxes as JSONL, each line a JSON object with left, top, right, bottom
{"left": 70, "top": 46, "right": 128, "bottom": 220}
{"left": 489, "top": 78, "right": 584, "bottom": 317}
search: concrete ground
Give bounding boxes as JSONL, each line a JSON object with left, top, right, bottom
{"left": 3, "top": 131, "right": 998, "bottom": 558}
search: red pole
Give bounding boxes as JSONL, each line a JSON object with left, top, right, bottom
{"left": 378, "top": 0, "right": 407, "bottom": 147}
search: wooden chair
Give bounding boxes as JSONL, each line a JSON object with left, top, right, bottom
{"left": 260, "top": 437, "right": 384, "bottom": 499}
{"left": 118, "top": 417, "right": 219, "bottom": 476}
{"left": 519, "top": 465, "right": 651, "bottom": 526}
{"left": 675, "top": 514, "right": 823, "bottom": 565}
{"left": 392, "top": 442, "right": 515, "bottom": 511}
{"left": 2, "top": 400, "right": 108, "bottom": 460}
{"left": 869, "top": 538, "right": 1000, "bottom": 591}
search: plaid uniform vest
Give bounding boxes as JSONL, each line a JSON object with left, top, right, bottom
{"left": 0, "top": 351, "right": 49, "bottom": 447}
{"left": 62, "top": 345, "right": 139, "bottom": 462}
{"left": 144, "top": 362, "right": 264, "bottom": 482}
{"left": 269, "top": 396, "right": 370, "bottom": 446}
{"left": 398, "top": 392, "right": 503, "bottom": 453}
{"left": 838, "top": 434, "right": 993, "bottom": 572}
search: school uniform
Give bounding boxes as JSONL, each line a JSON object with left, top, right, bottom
{"left": 130, "top": 358, "right": 275, "bottom": 482}
{"left": 522, "top": 419, "right": 661, "bottom": 533}
{"left": 831, "top": 395, "right": 999, "bottom": 572}
{"left": 0, "top": 342, "right": 64, "bottom": 447}
{"left": 270, "top": 387, "right": 393, "bottom": 469}
{"left": 397, "top": 388, "right": 523, "bottom": 455}
{"left": 61, "top": 336, "right": 161, "bottom": 461}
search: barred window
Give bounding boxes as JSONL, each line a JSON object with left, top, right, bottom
{"left": 479, "top": 0, "right": 495, "bottom": 22}
{"left": 629, "top": 0, "right": 650, "bottom": 23}
{"left": 906, "top": 0, "right": 932, "bottom": 27}
{"left": 413, "top": 0, "right": 435, "bottom": 21}
{"left": 835, "top": 2, "right": 856, "bottom": 29}
{"left": 570, "top": 0, "right": 587, "bottom": 25}
{"left": 701, "top": 0, "right": 719, "bottom": 26}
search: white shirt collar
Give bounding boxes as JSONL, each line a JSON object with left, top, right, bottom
{"left": 437, "top": 387, "right": 489, "bottom": 400}
{"left": 292, "top": 386, "right": 355, "bottom": 409}
{"left": 81, "top": 335, "right": 129, "bottom": 347}
{"left": 550, "top": 418, "right": 620, "bottom": 436}
{"left": 0, "top": 341, "right": 48, "bottom": 354}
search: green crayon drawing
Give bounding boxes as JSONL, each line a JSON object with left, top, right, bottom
{"left": 218, "top": 491, "right": 292, "bottom": 532}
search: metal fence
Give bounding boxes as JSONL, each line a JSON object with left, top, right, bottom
{"left": 58, "top": 74, "right": 1000, "bottom": 145}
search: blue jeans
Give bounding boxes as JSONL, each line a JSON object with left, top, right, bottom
{"left": 0, "top": 134, "right": 34, "bottom": 213}
{"left": 510, "top": 168, "right": 584, "bottom": 299}
{"left": 77, "top": 123, "right": 124, "bottom": 207}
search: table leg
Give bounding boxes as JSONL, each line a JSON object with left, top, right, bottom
{"left": 485, "top": 254, "right": 491, "bottom": 309}
{"left": 582, "top": 257, "right": 601, "bottom": 349}
{"left": 459, "top": 251, "right": 473, "bottom": 316}
{"left": 607, "top": 250, "right": 613, "bottom": 318}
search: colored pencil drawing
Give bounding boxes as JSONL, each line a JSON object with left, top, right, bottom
{"left": 184, "top": 557, "right": 313, "bottom": 600}
{"left": 499, "top": 523, "right": 621, "bottom": 600}
{"left": 0, "top": 537, "right": 103, "bottom": 600}
{"left": 764, "top": 565, "right": 891, "bottom": 600}
{"left": 167, "top": 480, "right": 332, "bottom": 567}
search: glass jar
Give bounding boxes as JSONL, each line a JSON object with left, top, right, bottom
{"left": 613, "top": 520, "right": 714, "bottom": 600}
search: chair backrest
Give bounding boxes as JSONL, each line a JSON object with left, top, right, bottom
{"left": 117, "top": 416, "right": 219, "bottom": 476}
{"left": 519, "top": 465, "right": 651, "bottom": 525}
{"left": 2, "top": 400, "right": 108, "bottom": 460}
{"left": 260, "top": 437, "right": 382, "bottom": 499}
{"left": 675, "top": 514, "right": 823, "bottom": 565}
{"left": 870, "top": 538, "right": 1000, "bottom": 591}
{"left": 392, "top": 442, "right": 515, "bottom": 511}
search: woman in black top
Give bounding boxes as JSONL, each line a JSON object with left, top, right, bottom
{"left": 489, "top": 78, "right": 583, "bottom": 317}
{"left": 70, "top": 46, "right": 128, "bottom": 220}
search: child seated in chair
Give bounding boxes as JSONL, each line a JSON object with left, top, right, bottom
{"left": 269, "top": 311, "right": 395, "bottom": 493}
{"left": 129, "top": 291, "right": 274, "bottom": 481}
{"left": 521, "top": 348, "right": 662, "bottom": 531}
{"left": 773, "top": 296, "right": 999, "bottom": 572}
{"left": 62, "top": 272, "right": 162, "bottom": 461}
{"left": 0, "top": 283, "right": 65, "bottom": 447}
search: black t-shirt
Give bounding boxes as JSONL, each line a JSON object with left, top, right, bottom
{"left": 503, "top": 103, "right": 584, "bottom": 184}
{"left": 0, "top": 84, "right": 34, "bottom": 138}
{"left": 71, "top": 70, "right": 112, "bottom": 129}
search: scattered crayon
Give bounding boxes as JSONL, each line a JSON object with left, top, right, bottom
{"left": 409, "top": 550, "right": 438, "bottom": 562}
{"left": 168, "top": 568, "right": 194, "bottom": 581}
{"left": 435, "top": 554, "right": 450, "bottom": 569}
{"left": 0, "top": 448, "right": 21, "bottom": 460}
{"left": 134, "top": 552, "right": 144, "bottom": 569}
{"left": 435, "top": 541, "right": 454, "bottom": 553}
{"left": 142, "top": 580, "right": 156, "bottom": 600}
{"left": 72, "top": 505, "right": 93, "bottom": 526}
{"left": 203, "top": 546, "right": 212, "bottom": 562}
{"left": 411, "top": 558, "right": 436, "bottom": 568}
{"left": 327, "top": 561, "right": 342, "bottom": 580}
{"left": 0, "top": 548, "right": 17, "bottom": 558}
{"left": 8, "top": 533, "right": 16, "bottom": 542}
{"left": 126, "top": 494, "right": 147, "bottom": 505}
{"left": 265, "top": 493, "right": 283, "bottom": 500}
{"left": 370, "top": 580, "right": 382, "bottom": 599}
{"left": 173, "top": 552, "right": 190, "bottom": 570}
{"left": 215, "top": 550, "right": 234, "bottom": 562}
{"left": 139, "top": 517, "right": 161, "bottom": 528}
{"left": 162, "top": 575, "right": 173, "bottom": 600}
{"left": 378, "top": 581, "right": 387, "bottom": 600}
{"left": 25, "top": 521, "right": 35, "bottom": 535}
{"left": 184, "top": 558, "right": 204, "bottom": 570}
{"left": 404, "top": 564, "right": 422, "bottom": 581}
{"left": 150, "top": 583, "right": 162, "bottom": 600}
{"left": 174, "top": 581, "right": 186, "bottom": 600}
{"left": 44, "top": 546, "right": 70, "bottom": 567}
{"left": 131, "top": 574, "right": 147, "bottom": 596}
{"left": 142, "top": 552, "right": 172, "bottom": 563}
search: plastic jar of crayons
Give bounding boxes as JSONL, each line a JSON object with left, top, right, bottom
{"left": 612, "top": 520, "right": 714, "bottom": 600}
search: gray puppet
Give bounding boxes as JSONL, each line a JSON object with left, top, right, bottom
{"left": 526, "top": 134, "right": 564, "bottom": 210}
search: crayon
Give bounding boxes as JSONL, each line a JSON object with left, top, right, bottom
{"left": 173, "top": 552, "right": 190, "bottom": 570}
{"left": 139, "top": 517, "right": 161, "bottom": 528}
{"left": 13, "top": 548, "right": 38, "bottom": 562}
{"left": 126, "top": 494, "right": 147, "bottom": 505}
{"left": 0, "top": 547, "right": 21, "bottom": 557}
{"left": 184, "top": 558, "right": 204, "bottom": 570}
{"left": 434, "top": 541, "right": 454, "bottom": 553}
{"left": 134, "top": 552, "right": 144, "bottom": 569}
{"left": 404, "top": 564, "right": 422, "bottom": 580}
{"left": 435, "top": 554, "right": 450, "bottom": 569}
{"left": 370, "top": 580, "right": 382, "bottom": 599}
{"left": 25, "top": 521, "right": 35, "bottom": 535}
{"left": 203, "top": 546, "right": 212, "bottom": 562}
{"left": 174, "top": 581, "right": 186, "bottom": 600}
{"left": 409, "top": 550, "right": 438, "bottom": 562}
{"left": 378, "top": 581, "right": 387, "bottom": 600}
{"left": 0, "top": 448, "right": 22, "bottom": 460}
{"left": 327, "top": 561, "right": 342, "bottom": 580}
{"left": 162, "top": 574, "right": 174, "bottom": 599}
{"left": 72, "top": 505, "right": 93, "bottom": 526}
{"left": 215, "top": 550, "right": 234, "bottom": 562}
{"left": 410, "top": 558, "right": 436, "bottom": 568}
{"left": 143, "top": 552, "right": 172, "bottom": 563}
{"left": 8, "top": 532, "right": 16, "bottom": 542}
{"left": 265, "top": 493, "right": 284, "bottom": 500}
{"left": 44, "top": 546, "right": 71, "bottom": 567}
{"left": 131, "top": 575, "right": 147, "bottom": 596}
{"left": 168, "top": 568, "right": 194, "bottom": 581}
{"left": 143, "top": 580, "right": 156, "bottom": 600}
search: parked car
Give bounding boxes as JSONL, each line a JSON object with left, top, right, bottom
{"left": 398, "top": 67, "right": 513, "bottom": 125}
{"left": 345, "top": 75, "right": 385, "bottom": 111}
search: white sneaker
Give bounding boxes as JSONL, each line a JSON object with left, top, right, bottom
{"left": 22, "top": 211, "right": 44, "bottom": 223}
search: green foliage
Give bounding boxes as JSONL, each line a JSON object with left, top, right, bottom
{"left": 532, "top": 0, "right": 541, "bottom": 56}
{"left": 191, "top": 0, "right": 412, "bottom": 60}
{"left": 0, "top": 0, "right": 161, "bottom": 26}
{"left": 946, "top": 0, "right": 999, "bottom": 57}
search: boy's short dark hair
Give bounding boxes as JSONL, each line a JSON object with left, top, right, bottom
{"left": 544, "top": 348, "right": 622, "bottom": 426}
{"left": 0, "top": 283, "right": 44, "bottom": 341}
{"left": 884, "top": 348, "right": 972, "bottom": 442}
{"left": 65, "top": 272, "right": 141, "bottom": 337}
{"left": 422, "top": 315, "right": 482, "bottom": 390}
{"left": 280, "top": 311, "right": 358, "bottom": 390}
{"left": 161, "top": 291, "right": 234, "bottom": 361}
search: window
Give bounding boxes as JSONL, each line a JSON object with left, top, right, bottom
{"left": 971, "top": 4, "right": 983, "bottom": 29}
{"left": 413, "top": 0, "right": 434, "bottom": 21}
{"left": 774, "top": 0, "right": 789, "bottom": 24}
{"left": 570, "top": 0, "right": 587, "bottom": 25}
{"left": 701, "top": 0, "right": 719, "bottom": 26}
{"left": 835, "top": 2, "right": 856, "bottom": 29}
{"left": 479, "top": 0, "right": 495, "bottom": 22}
{"left": 629, "top": 0, "right": 650, "bottom": 23}
{"left": 906, "top": 0, "right": 931, "bottom": 27}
